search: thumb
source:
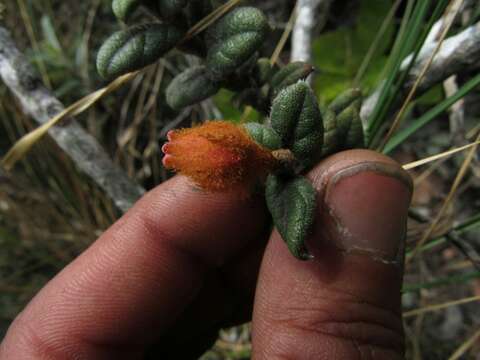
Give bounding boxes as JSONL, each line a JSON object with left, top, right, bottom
{"left": 252, "top": 150, "right": 412, "bottom": 359}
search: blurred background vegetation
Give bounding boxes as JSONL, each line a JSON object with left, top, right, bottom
{"left": 1, "top": 0, "right": 480, "bottom": 358}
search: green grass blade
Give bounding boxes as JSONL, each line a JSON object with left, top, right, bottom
{"left": 406, "top": 212, "right": 480, "bottom": 256}
{"left": 366, "top": 0, "right": 451, "bottom": 145}
{"left": 384, "top": 72, "right": 480, "bottom": 154}
{"left": 403, "top": 271, "right": 480, "bottom": 293}
{"left": 353, "top": 0, "right": 402, "bottom": 86}
{"left": 365, "top": 0, "right": 417, "bottom": 134}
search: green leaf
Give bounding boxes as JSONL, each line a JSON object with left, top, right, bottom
{"left": 312, "top": 0, "right": 394, "bottom": 102}
{"left": 97, "top": 23, "right": 184, "bottom": 79}
{"left": 243, "top": 123, "right": 282, "bottom": 150}
{"left": 213, "top": 89, "right": 244, "bottom": 122}
{"left": 320, "top": 107, "right": 340, "bottom": 157}
{"left": 166, "top": 66, "right": 221, "bottom": 110}
{"left": 335, "top": 100, "right": 365, "bottom": 150}
{"left": 340, "top": 105, "right": 365, "bottom": 149}
{"left": 112, "top": 0, "right": 141, "bottom": 21}
{"left": 269, "top": 61, "right": 314, "bottom": 98}
{"left": 206, "top": 7, "right": 270, "bottom": 80}
{"left": 270, "top": 82, "right": 323, "bottom": 166}
{"left": 320, "top": 89, "right": 366, "bottom": 156}
{"left": 328, "top": 88, "right": 362, "bottom": 114}
{"left": 266, "top": 174, "right": 317, "bottom": 260}
{"left": 384, "top": 72, "right": 480, "bottom": 154}
{"left": 41, "top": 15, "right": 62, "bottom": 52}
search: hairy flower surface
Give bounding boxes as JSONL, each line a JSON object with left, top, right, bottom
{"left": 162, "top": 121, "right": 276, "bottom": 195}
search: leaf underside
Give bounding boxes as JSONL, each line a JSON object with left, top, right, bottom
{"left": 266, "top": 174, "right": 317, "bottom": 260}
{"left": 243, "top": 123, "right": 282, "bottom": 151}
{"left": 166, "top": 66, "right": 221, "bottom": 110}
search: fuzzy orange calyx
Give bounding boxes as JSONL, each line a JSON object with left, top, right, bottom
{"left": 162, "top": 121, "right": 276, "bottom": 195}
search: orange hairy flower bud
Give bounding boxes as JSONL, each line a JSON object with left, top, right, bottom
{"left": 162, "top": 121, "right": 276, "bottom": 195}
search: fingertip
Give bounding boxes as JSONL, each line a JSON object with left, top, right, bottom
{"left": 306, "top": 149, "right": 412, "bottom": 264}
{"left": 1, "top": 175, "right": 270, "bottom": 358}
{"left": 252, "top": 150, "right": 410, "bottom": 359}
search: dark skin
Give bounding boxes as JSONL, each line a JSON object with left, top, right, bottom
{"left": 0, "top": 150, "right": 412, "bottom": 359}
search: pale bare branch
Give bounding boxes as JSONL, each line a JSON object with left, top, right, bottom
{"left": 361, "top": 22, "right": 480, "bottom": 122}
{"left": 0, "top": 26, "right": 145, "bottom": 212}
{"left": 291, "top": 0, "right": 333, "bottom": 83}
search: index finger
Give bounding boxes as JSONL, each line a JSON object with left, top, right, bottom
{"left": 0, "top": 175, "right": 269, "bottom": 359}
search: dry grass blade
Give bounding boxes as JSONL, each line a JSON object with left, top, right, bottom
{"left": 1, "top": 71, "right": 139, "bottom": 170}
{"left": 353, "top": 0, "right": 402, "bottom": 85}
{"left": 402, "top": 140, "right": 480, "bottom": 170}
{"left": 403, "top": 295, "right": 480, "bottom": 318}
{"left": 378, "top": 0, "right": 464, "bottom": 151}
{"left": 270, "top": 3, "right": 298, "bottom": 66}
{"left": 448, "top": 328, "right": 480, "bottom": 360}
{"left": 1, "top": 1, "right": 243, "bottom": 170}
{"left": 183, "top": 0, "right": 242, "bottom": 40}
{"left": 406, "top": 132, "right": 480, "bottom": 264}
{"left": 467, "top": 122, "right": 480, "bottom": 139}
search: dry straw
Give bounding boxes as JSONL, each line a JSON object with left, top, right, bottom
{"left": 448, "top": 328, "right": 480, "bottom": 360}
{"left": 402, "top": 140, "right": 480, "bottom": 170}
{"left": 403, "top": 295, "right": 480, "bottom": 318}
{"left": 406, "top": 132, "right": 480, "bottom": 264}
{"left": 379, "top": 0, "right": 465, "bottom": 150}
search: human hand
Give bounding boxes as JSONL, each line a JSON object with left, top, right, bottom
{"left": 0, "top": 149, "right": 412, "bottom": 359}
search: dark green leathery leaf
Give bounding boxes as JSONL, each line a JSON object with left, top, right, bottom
{"left": 320, "top": 107, "right": 340, "bottom": 157}
{"left": 336, "top": 104, "right": 356, "bottom": 140}
{"left": 337, "top": 104, "right": 365, "bottom": 149}
{"left": 335, "top": 99, "right": 365, "bottom": 150}
{"left": 112, "top": 0, "right": 141, "bottom": 21}
{"left": 328, "top": 88, "right": 362, "bottom": 115}
{"left": 270, "top": 82, "right": 323, "bottom": 166}
{"left": 346, "top": 110, "right": 365, "bottom": 148}
{"left": 243, "top": 123, "right": 282, "bottom": 150}
{"left": 269, "top": 61, "right": 314, "bottom": 97}
{"left": 97, "top": 23, "right": 184, "bottom": 79}
{"left": 322, "top": 89, "right": 365, "bottom": 153}
{"left": 266, "top": 174, "right": 317, "bottom": 260}
{"left": 166, "top": 66, "right": 221, "bottom": 110}
{"left": 206, "top": 7, "right": 270, "bottom": 80}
